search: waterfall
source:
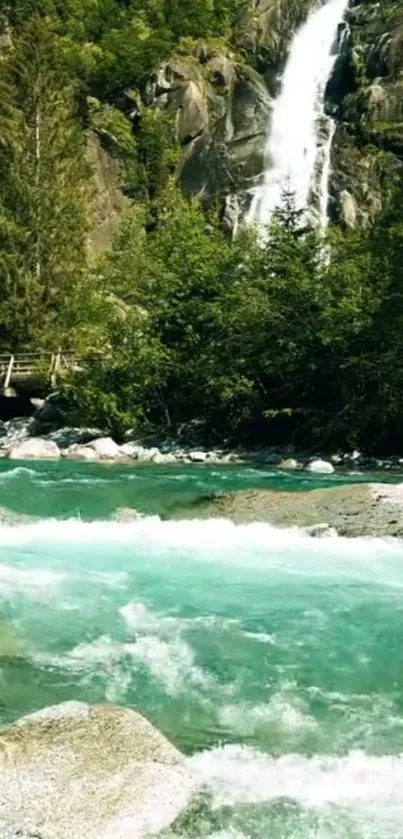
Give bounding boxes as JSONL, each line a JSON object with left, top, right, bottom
{"left": 319, "top": 119, "right": 336, "bottom": 226}
{"left": 246, "top": 0, "right": 349, "bottom": 231}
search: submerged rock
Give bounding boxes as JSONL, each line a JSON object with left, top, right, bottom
{"left": 0, "top": 701, "right": 195, "bottom": 839}
{"left": 196, "top": 483, "right": 403, "bottom": 538}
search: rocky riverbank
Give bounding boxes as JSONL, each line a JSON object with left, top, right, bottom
{"left": 2, "top": 415, "right": 403, "bottom": 473}
{"left": 194, "top": 483, "right": 403, "bottom": 538}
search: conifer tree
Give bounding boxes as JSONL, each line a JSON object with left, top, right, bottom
{"left": 0, "top": 16, "right": 89, "bottom": 349}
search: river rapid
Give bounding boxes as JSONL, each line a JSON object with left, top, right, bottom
{"left": 1, "top": 460, "right": 403, "bottom": 838}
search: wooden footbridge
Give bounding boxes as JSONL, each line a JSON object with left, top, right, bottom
{"left": 0, "top": 351, "right": 80, "bottom": 395}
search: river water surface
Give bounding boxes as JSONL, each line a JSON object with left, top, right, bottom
{"left": 0, "top": 460, "right": 403, "bottom": 838}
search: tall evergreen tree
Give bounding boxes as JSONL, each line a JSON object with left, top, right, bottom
{"left": 0, "top": 16, "right": 89, "bottom": 349}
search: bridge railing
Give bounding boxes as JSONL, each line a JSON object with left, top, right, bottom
{"left": 0, "top": 350, "right": 79, "bottom": 392}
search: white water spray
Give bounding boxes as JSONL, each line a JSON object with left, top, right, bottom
{"left": 246, "top": 0, "right": 349, "bottom": 230}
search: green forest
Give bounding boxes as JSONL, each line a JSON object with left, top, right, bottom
{"left": 1, "top": 2, "right": 403, "bottom": 453}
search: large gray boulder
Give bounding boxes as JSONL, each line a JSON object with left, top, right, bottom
{"left": 87, "top": 437, "right": 121, "bottom": 459}
{"left": 8, "top": 437, "right": 60, "bottom": 460}
{"left": 0, "top": 701, "right": 195, "bottom": 839}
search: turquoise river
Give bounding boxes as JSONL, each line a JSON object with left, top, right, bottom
{"left": 1, "top": 459, "right": 403, "bottom": 838}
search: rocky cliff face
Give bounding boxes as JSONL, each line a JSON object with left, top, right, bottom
{"left": 89, "top": 0, "right": 402, "bottom": 238}
{"left": 329, "top": 0, "right": 403, "bottom": 226}
{"left": 143, "top": 0, "right": 313, "bottom": 229}
{"left": 144, "top": 47, "right": 270, "bottom": 229}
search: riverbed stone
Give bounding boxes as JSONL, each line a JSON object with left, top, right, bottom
{"left": 0, "top": 701, "right": 195, "bottom": 839}
{"left": 141, "top": 447, "right": 162, "bottom": 462}
{"left": 152, "top": 452, "right": 178, "bottom": 464}
{"left": 64, "top": 445, "right": 98, "bottom": 461}
{"left": 8, "top": 437, "right": 60, "bottom": 460}
{"left": 307, "top": 459, "right": 335, "bottom": 474}
{"left": 278, "top": 458, "right": 299, "bottom": 470}
{"left": 87, "top": 437, "right": 122, "bottom": 459}
{"left": 188, "top": 451, "right": 208, "bottom": 463}
{"left": 119, "top": 442, "right": 143, "bottom": 459}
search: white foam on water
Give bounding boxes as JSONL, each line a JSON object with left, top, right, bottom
{"left": 1, "top": 517, "right": 403, "bottom": 592}
{"left": 120, "top": 601, "right": 184, "bottom": 636}
{"left": 187, "top": 745, "right": 403, "bottom": 825}
{"left": 36, "top": 636, "right": 137, "bottom": 702}
{"left": 218, "top": 696, "right": 317, "bottom": 737}
{"left": 34, "top": 476, "right": 115, "bottom": 486}
{"left": 0, "top": 514, "right": 398, "bottom": 555}
{"left": 127, "top": 635, "right": 211, "bottom": 696}
{"left": 0, "top": 466, "right": 38, "bottom": 482}
{"left": 38, "top": 631, "right": 211, "bottom": 698}
{"left": 120, "top": 600, "right": 239, "bottom": 638}
{"left": 0, "top": 563, "right": 70, "bottom": 599}
{"left": 90, "top": 570, "right": 130, "bottom": 589}
{"left": 36, "top": 635, "right": 123, "bottom": 673}
{"left": 241, "top": 630, "right": 276, "bottom": 644}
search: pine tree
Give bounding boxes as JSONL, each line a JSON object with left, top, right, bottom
{"left": 0, "top": 16, "right": 90, "bottom": 350}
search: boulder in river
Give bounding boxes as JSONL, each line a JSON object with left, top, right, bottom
{"left": 8, "top": 437, "right": 60, "bottom": 460}
{"left": 63, "top": 444, "right": 98, "bottom": 461}
{"left": 0, "top": 701, "right": 195, "bottom": 839}
{"left": 87, "top": 437, "right": 122, "bottom": 459}
{"left": 307, "top": 459, "right": 335, "bottom": 474}
{"left": 278, "top": 458, "right": 300, "bottom": 470}
{"left": 188, "top": 450, "right": 208, "bottom": 463}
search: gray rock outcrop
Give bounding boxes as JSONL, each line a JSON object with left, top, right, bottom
{"left": 145, "top": 49, "right": 271, "bottom": 218}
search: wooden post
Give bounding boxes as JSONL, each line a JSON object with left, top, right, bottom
{"left": 4, "top": 354, "right": 14, "bottom": 392}
{"left": 51, "top": 348, "right": 61, "bottom": 388}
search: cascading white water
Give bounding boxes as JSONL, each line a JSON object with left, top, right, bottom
{"left": 246, "top": 0, "right": 349, "bottom": 230}
{"left": 318, "top": 118, "right": 336, "bottom": 226}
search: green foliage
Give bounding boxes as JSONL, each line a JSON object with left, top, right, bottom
{"left": 64, "top": 177, "right": 403, "bottom": 453}
{"left": 135, "top": 110, "right": 179, "bottom": 205}
{"left": 4, "top": 0, "right": 403, "bottom": 455}
{"left": 0, "top": 16, "right": 89, "bottom": 350}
